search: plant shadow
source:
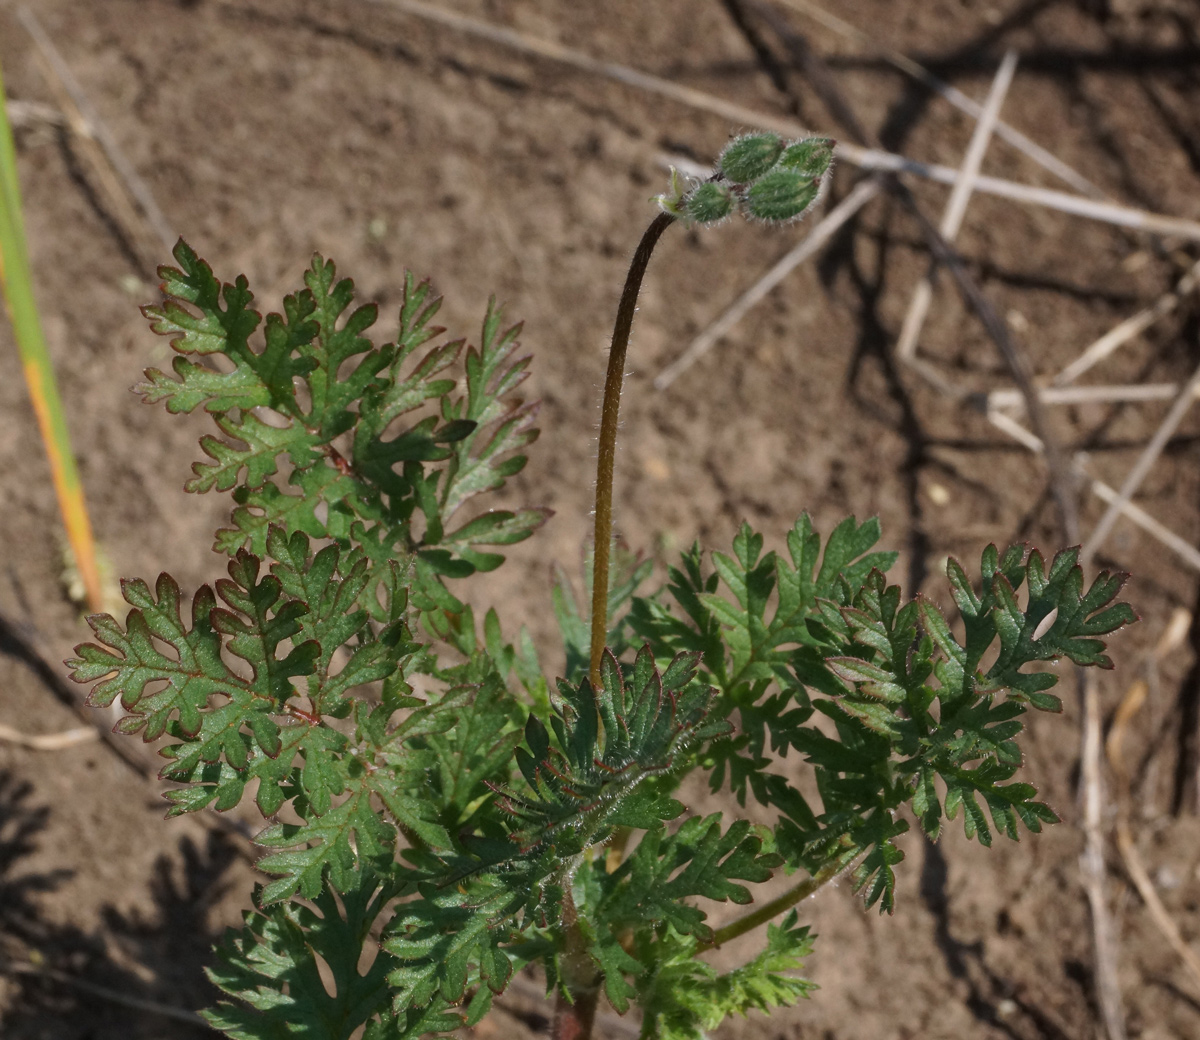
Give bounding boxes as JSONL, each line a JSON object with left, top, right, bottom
{"left": 0, "top": 768, "right": 236, "bottom": 1039}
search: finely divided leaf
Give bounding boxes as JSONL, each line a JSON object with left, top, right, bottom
{"left": 138, "top": 240, "right": 545, "bottom": 604}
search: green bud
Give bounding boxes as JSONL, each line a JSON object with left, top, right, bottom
{"left": 683, "top": 182, "right": 736, "bottom": 224}
{"left": 777, "top": 137, "right": 835, "bottom": 179}
{"left": 743, "top": 169, "right": 821, "bottom": 222}
{"left": 718, "top": 132, "right": 784, "bottom": 183}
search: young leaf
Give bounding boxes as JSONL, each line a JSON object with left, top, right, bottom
{"left": 634, "top": 912, "right": 815, "bottom": 1040}
{"left": 599, "top": 815, "right": 782, "bottom": 942}
{"left": 495, "top": 647, "right": 728, "bottom": 857}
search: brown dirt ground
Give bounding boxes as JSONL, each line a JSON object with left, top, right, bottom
{"left": 3, "top": 0, "right": 1200, "bottom": 1037}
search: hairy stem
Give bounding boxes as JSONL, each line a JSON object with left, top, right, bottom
{"left": 703, "top": 855, "right": 851, "bottom": 949}
{"left": 589, "top": 211, "right": 675, "bottom": 691}
{"left": 552, "top": 986, "right": 600, "bottom": 1040}
{"left": 553, "top": 879, "right": 602, "bottom": 1040}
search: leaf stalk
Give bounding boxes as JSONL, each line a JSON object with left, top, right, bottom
{"left": 704, "top": 855, "right": 851, "bottom": 949}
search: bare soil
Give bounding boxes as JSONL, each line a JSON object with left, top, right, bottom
{"left": 3, "top": 1, "right": 1200, "bottom": 1037}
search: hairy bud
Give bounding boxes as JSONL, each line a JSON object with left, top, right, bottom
{"left": 743, "top": 169, "right": 821, "bottom": 222}
{"left": 718, "top": 132, "right": 784, "bottom": 183}
{"left": 683, "top": 182, "right": 736, "bottom": 224}
{"left": 777, "top": 137, "right": 835, "bottom": 179}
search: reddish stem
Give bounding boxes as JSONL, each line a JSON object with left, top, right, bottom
{"left": 589, "top": 211, "right": 675, "bottom": 693}
{"left": 552, "top": 878, "right": 603, "bottom": 1040}
{"left": 552, "top": 986, "right": 600, "bottom": 1040}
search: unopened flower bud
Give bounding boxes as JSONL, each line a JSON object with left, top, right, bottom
{"left": 777, "top": 137, "right": 835, "bottom": 179}
{"left": 719, "top": 132, "right": 784, "bottom": 183}
{"left": 743, "top": 169, "right": 820, "bottom": 222}
{"left": 683, "top": 182, "right": 736, "bottom": 224}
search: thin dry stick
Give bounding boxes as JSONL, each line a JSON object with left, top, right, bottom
{"left": 985, "top": 409, "right": 1200, "bottom": 571}
{"left": 772, "top": 0, "right": 1106, "bottom": 199}
{"left": 1078, "top": 668, "right": 1129, "bottom": 1040}
{"left": 843, "top": 147, "right": 1200, "bottom": 241}
{"left": 16, "top": 6, "right": 176, "bottom": 256}
{"left": 367, "top": 0, "right": 1200, "bottom": 242}
{"left": 2, "top": 961, "right": 212, "bottom": 1028}
{"left": 21, "top": 49, "right": 158, "bottom": 273}
{"left": 1054, "top": 257, "right": 1200, "bottom": 387}
{"left": 660, "top": 151, "right": 1000, "bottom": 405}
{"left": 896, "top": 49, "right": 1017, "bottom": 362}
{"left": 0, "top": 722, "right": 97, "bottom": 750}
{"left": 742, "top": 8, "right": 988, "bottom": 408}
{"left": 904, "top": 195, "right": 1081, "bottom": 539}
{"left": 1087, "top": 480, "right": 1200, "bottom": 571}
{"left": 987, "top": 383, "right": 1195, "bottom": 410}
{"left": 1081, "top": 352, "right": 1200, "bottom": 563}
{"left": 5, "top": 98, "right": 65, "bottom": 130}
{"left": 1106, "top": 610, "right": 1200, "bottom": 995}
{"left": 739, "top": 0, "right": 996, "bottom": 397}
{"left": 653, "top": 175, "right": 883, "bottom": 389}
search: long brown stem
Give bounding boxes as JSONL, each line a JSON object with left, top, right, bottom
{"left": 589, "top": 211, "right": 675, "bottom": 692}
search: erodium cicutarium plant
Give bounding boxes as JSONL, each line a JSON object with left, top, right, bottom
{"left": 67, "top": 133, "right": 1135, "bottom": 1040}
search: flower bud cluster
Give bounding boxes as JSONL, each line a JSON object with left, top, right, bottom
{"left": 656, "top": 132, "right": 834, "bottom": 226}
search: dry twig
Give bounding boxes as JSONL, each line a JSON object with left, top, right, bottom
{"left": 1055, "top": 257, "right": 1200, "bottom": 387}
{"left": 986, "top": 383, "right": 1198, "bottom": 410}
{"left": 4, "top": 98, "right": 65, "bottom": 130}
{"left": 2, "top": 960, "right": 213, "bottom": 1029}
{"left": 905, "top": 194, "right": 1082, "bottom": 539}
{"left": 770, "top": 0, "right": 1106, "bottom": 199}
{"left": 1081, "top": 345, "right": 1200, "bottom": 564}
{"left": 1078, "top": 669, "right": 1129, "bottom": 1040}
{"left": 896, "top": 49, "right": 1018, "bottom": 362}
{"left": 16, "top": 6, "right": 176, "bottom": 263}
{"left": 984, "top": 410, "right": 1200, "bottom": 571}
{"left": 367, "top": 0, "right": 1200, "bottom": 241}
{"left": 0, "top": 722, "right": 97, "bottom": 750}
{"left": 1105, "top": 611, "right": 1200, "bottom": 996}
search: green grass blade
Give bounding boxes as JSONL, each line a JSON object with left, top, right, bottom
{"left": 0, "top": 59, "right": 103, "bottom": 611}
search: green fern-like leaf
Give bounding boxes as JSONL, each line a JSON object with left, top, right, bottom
{"left": 67, "top": 555, "right": 316, "bottom": 744}
{"left": 497, "top": 647, "right": 728, "bottom": 856}
{"left": 204, "top": 872, "right": 434, "bottom": 1040}
{"left": 635, "top": 912, "right": 815, "bottom": 1040}
{"left": 383, "top": 880, "right": 518, "bottom": 1013}
{"left": 138, "top": 241, "right": 547, "bottom": 608}
{"left": 598, "top": 815, "right": 781, "bottom": 942}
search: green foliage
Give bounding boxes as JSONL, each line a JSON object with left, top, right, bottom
{"left": 778, "top": 137, "right": 835, "bottom": 178}
{"left": 598, "top": 815, "right": 781, "bottom": 943}
{"left": 744, "top": 171, "right": 821, "bottom": 222}
{"left": 66, "top": 238, "right": 1135, "bottom": 1040}
{"left": 627, "top": 517, "right": 1134, "bottom": 912}
{"left": 138, "top": 241, "right": 547, "bottom": 622}
{"left": 635, "top": 912, "right": 816, "bottom": 1040}
{"left": 203, "top": 873, "right": 410, "bottom": 1039}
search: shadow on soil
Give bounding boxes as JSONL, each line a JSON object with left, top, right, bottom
{"left": 0, "top": 770, "right": 235, "bottom": 1039}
